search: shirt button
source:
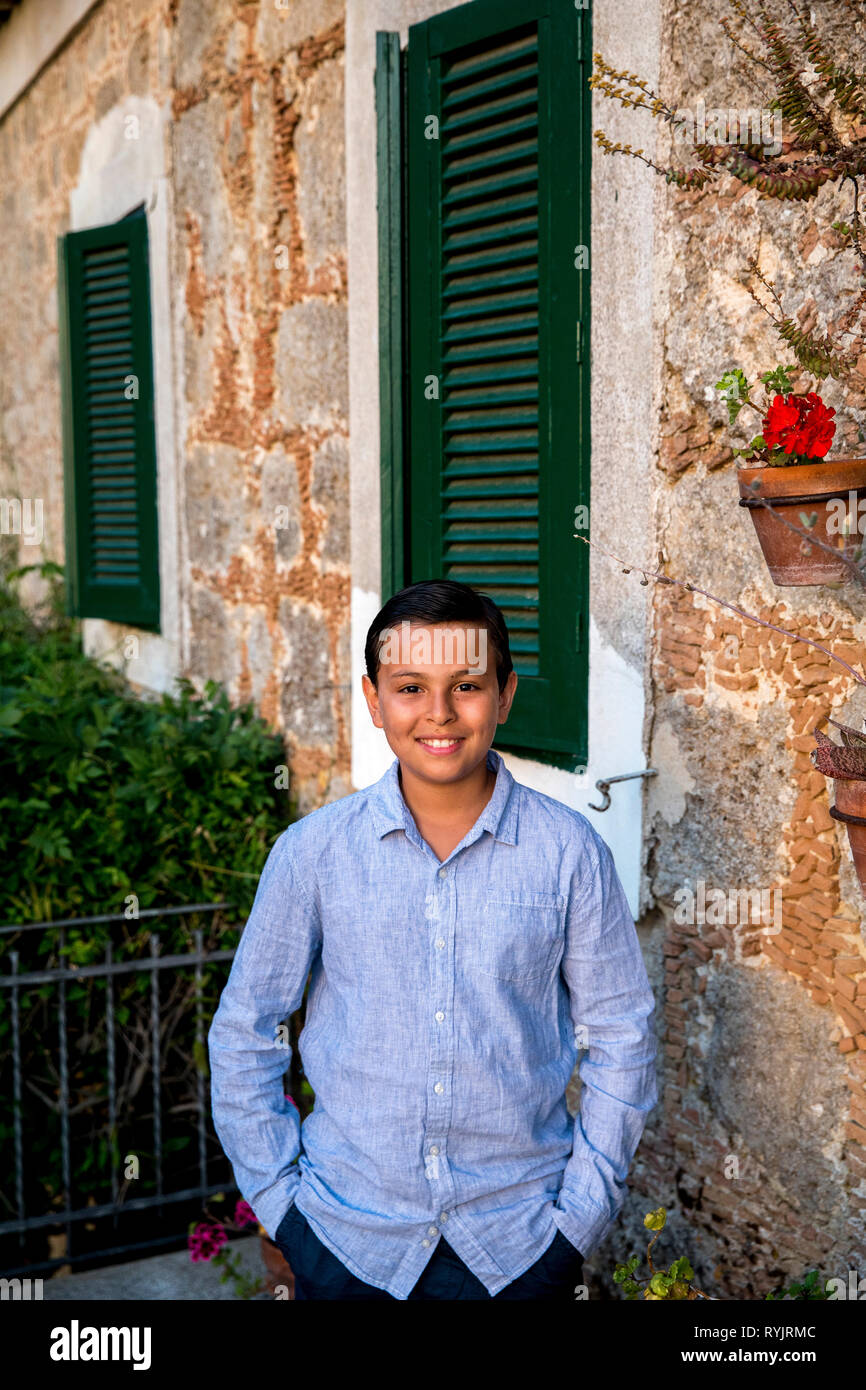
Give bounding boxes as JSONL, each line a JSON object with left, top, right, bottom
{"left": 428, "top": 1226, "right": 438, "bottom": 1236}
{"left": 434, "top": 1082, "right": 444, "bottom": 1094}
{"left": 435, "top": 939, "right": 445, "bottom": 950}
{"left": 422, "top": 1239, "right": 430, "bottom": 1247}
{"left": 430, "top": 1146, "right": 440, "bottom": 1155}
{"left": 435, "top": 1011, "right": 444, "bottom": 1022}
{"left": 438, "top": 867, "right": 447, "bottom": 879}
{"left": 439, "top": 1212, "right": 448, "bottom": 1222}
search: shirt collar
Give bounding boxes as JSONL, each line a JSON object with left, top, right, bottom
{"left": 367, "top": 746, "right": 519, "bottom": 847}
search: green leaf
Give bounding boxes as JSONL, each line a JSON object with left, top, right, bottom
{"left": 0, "top": 702, "right": 24, "bottom": 729}
{"left": 715, "top": 368, "right": 750, "bottom": 424}
{"left": 193, "top": 1038, "right": 210, "bottom": 1078}
{"left": 733, "top": 435, "right": 768, "bottom": 461}
{"left": 759, "top": 365, "right": 795, "bottom": 396}
{"left": 644, "top": 1206, "right": 667, "bottom": 1232}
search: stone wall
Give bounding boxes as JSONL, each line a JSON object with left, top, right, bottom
{"left": 171, "top": 0, "right": 349, "bottom": 811}
{"left": 0, "top": 0, "right": 172, "bottom": 609}
{"left": 0, "top": 0, "right": 351, "bottom": 815}
{"left": 625, "top": 0, "right": 866, "bottom": 1297}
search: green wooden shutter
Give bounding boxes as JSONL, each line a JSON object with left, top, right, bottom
{"left": 58, "top": 205, "right": 160, "bottom": 630}
{"left": 400, "top": 0, "right": 590, "bottom": 768}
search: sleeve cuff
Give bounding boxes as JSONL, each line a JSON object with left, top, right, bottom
{"left": 551, "top": 1191, "right": 612, "bottom": 1260}
{"left": 255, "top": 1169, "right": 302, "bottom": 1241}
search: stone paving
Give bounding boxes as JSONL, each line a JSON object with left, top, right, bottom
{"left": 40, "top": 1234, "right": 271, "bottom": 1301}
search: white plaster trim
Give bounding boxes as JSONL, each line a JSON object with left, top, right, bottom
{"left": 346, "top": 1, "right": 657, "bottom": 918}
{"left": 0, "top": 0, "right": 100, "bottom": 121}
{"left": 69, "top": 95, "right": 183, "bottom": 696}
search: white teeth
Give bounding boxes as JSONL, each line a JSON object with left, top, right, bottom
{"left": 419, "top": 738, "right": 462, "bottom": 746}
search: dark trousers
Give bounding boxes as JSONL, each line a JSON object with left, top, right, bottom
{"left": 274, "top": 1201, "right": 584, "bottom": 1301}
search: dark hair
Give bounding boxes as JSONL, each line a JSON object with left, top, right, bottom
{"left": 364, "top": 579, "right": 513, "bottom": 693}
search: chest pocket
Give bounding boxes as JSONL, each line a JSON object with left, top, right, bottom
{"left": 468, "top": 891, "right": 564, "bottom": 982}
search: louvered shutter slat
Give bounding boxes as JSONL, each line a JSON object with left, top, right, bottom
{"left": 447, "top": 19, "right": 542, "bottom": 675}
{"left": 440, "top": 21, "right": 541, "bottom": 674}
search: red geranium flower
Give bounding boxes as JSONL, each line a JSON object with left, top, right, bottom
{"left": 793, "top": 395, "right": 836, "bottom": 457}
{"left": 761, "top": 392, "right": 836, "bottom": 459}
{"left": 762, "top": 394, "right": 802, "bottom": 452}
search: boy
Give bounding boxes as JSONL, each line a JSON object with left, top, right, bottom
{"left": 208, "top": 579, "right": 658, "bottom": 1300}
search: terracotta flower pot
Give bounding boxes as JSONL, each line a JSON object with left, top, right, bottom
{"left": 829, "top": 775, "right": 866, "bottom": 901}
{"left": 737, "top": 457, "right": 866, "bottom": 585}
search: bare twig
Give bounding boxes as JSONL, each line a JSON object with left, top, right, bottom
{"left": 844, "top": 173, "right": 866, "bottom": 274}
{"left": 573, "top": 533, "right": 866, "bottom": 688}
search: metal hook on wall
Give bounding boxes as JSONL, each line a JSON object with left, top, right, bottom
{"left": 588, "top": 768, "right": 658, "bottom": 812}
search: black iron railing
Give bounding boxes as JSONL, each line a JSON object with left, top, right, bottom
{"left": 0, "top": 903, "right": 242, "bottom": 1277}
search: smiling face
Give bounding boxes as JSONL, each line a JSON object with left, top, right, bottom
{"left": 361, "top": 620, "right": 517, "bottom": 785}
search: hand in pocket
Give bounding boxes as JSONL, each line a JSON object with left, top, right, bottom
{"left": 274, "top": 1201, "right": 300, "bottom": 1262}
{"left": 265, "top": 1202, "right": 300, "bottom": 1298}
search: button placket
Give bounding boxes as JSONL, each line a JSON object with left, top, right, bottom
{"left": 424, "top": 867, "right": 453, "bottom": 1201}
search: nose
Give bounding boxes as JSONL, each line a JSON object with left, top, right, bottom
{"left": 428, "top": 687, "right": 457, "bottom": 723}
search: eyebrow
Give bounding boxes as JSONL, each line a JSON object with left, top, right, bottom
{"left": 387, "top": 669, "right": 480, "bottom": 679}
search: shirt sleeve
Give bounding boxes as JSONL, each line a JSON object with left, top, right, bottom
{"left": 207, "top": 828, "right": 321, "bottom": 1240}
{"left": 552, "top": 824, "right": 659, "bottom": 1259}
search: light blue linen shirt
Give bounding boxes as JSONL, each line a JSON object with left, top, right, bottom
{"left": 208, "top": 745, "right": 658, "bottom": 1299}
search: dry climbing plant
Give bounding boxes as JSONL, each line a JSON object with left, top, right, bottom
{"left": 587, "top": 0, "right": 866, "bottom": 676}
{"left": 592, "top": 0, "right": 866, "bottom": 560}
{"left": 590, "top": 0, "right": 866, "bottom": 380}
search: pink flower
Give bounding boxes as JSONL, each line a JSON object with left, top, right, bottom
{"left": 233, "top": 1199, "right": 258, "bottom": 1228}
{"left": 188, "top": 1220, "right": 228, "bottom": 1263}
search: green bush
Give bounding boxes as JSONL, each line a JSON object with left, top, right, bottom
{"left": 0, "top": 560, "right": 296, "bottom": 925}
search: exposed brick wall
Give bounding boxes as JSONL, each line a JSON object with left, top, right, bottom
{"left": 644, "top": 584, "right": 866, "bottom": 1292}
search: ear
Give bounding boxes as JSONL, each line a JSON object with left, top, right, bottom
{"left": 361, "top": 674, "right": 384, "bottom": 729}
{"left": 496, "top": 670, "right": 518, "bottom": 723}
